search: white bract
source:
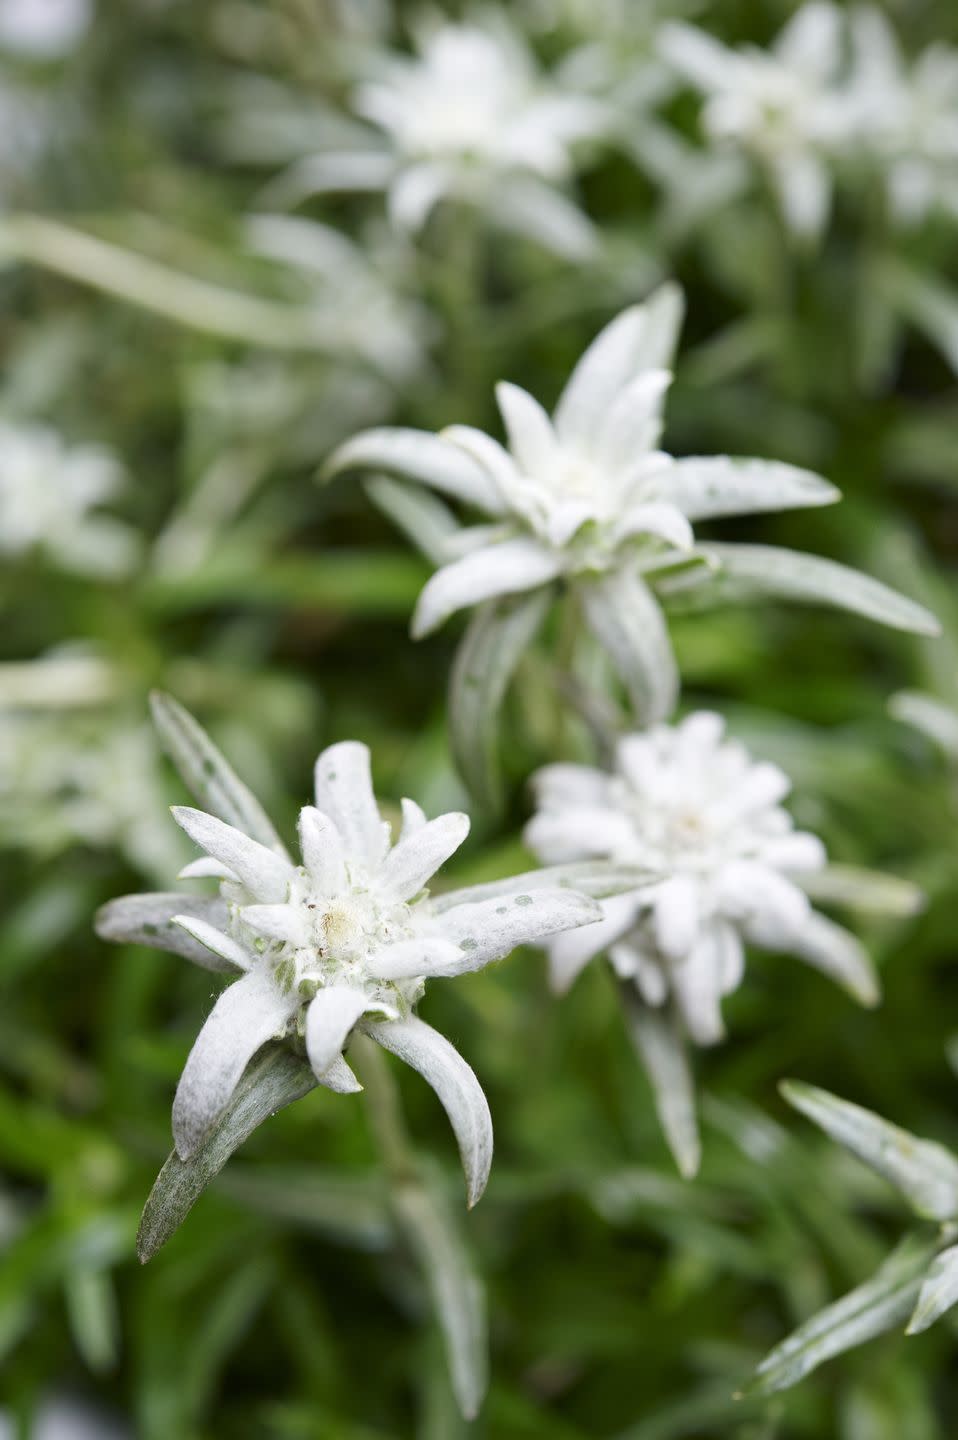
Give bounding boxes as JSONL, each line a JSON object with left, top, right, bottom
{"left": 525, "top": 712, "right": 879, "bottom": 1044}
{"left": 846, "top": 8, "right": 958, "bottom": 225}
{"left": 264, "top": 15, "right": 608, "bottom": 258}
{"left": 326, "top": 284, "right": 936, "bottom": 780}
{"left": 659, "top": 5, "right": 854, "bottom": 238}
{"left": 0, "top": 423, "right": 137, "bottom": 577}
{"left": 97, "top": 696, "right": 604, "bottom": 1204}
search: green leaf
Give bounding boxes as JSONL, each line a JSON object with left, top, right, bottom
{"left": 391, "top": 1171, "right": 488, "bottom": 1422}
{"left": 798, "top": 864, "right": 925, "bottom": 917}
{"left": 782, "top": 1081, "right": 958, "bottom": 1222}
{"left": 579, "top": 565, "right": 679, "bottom": 725}
{"left": 137, "top": 1044, "right": 317, "bottom": 1263}
{"left": 748, "top": 1232, "right": 938, "bottom": 1395}
{"left": 448, "top": 587, "right": 552, "bottom": 811}
{"left": 619, "top": 986, "right": 700, "bottom": 1180}
{"left": 149, "top": 692, "right": 288, "bottom": 854}
{"left": 907, "top": 1242, "right": 958, "bottom": 1334}
{"left": 703, "top": 542, "right": 941, "bottom": 635}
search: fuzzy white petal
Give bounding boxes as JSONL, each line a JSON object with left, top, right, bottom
{"left": 172, "top": 971, "right": 298, "bottom": 1158}
{"left": 297, "top": 805, "right": 347, "bottom": 893}
{"left": 172, "top": 806, "right": 294, "bottom": 904}
{"left": 324, "top": 427, "right": 505, "bottom": 514}
{"left": 305, "top": 985, "right": 371, "bottom": 1080}
{"left": 364, "top": 1015, "right": 493, "bottom": 1207}
{"left": 411, "top": 539, "right": 562, "bottom": 638}
{"left": 95, "top": 893, "right": 234, "bottom": 972}
{"left": 440, "top": 887, "right": 602, "bottom": 971}
{"left": 171, "top": 915, "right": 252, "bottom": 972}
{"left": 313, "top": 741, "right": 389, "bottom": 870}
{"left": 380, "top": 811, "right": 470, "bottom": 901}
{"left": 373, "top": 936, "right": 466, "bottom": 980}
{"left": 554, "top": 285, "right": 684, "bottom": 449}
{"left": 495, "top": 382, "right": 558, "bottom": 477}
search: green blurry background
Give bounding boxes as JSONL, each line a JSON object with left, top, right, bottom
{"left": 2, "top": 1, "right": 958, "bottom": 1435}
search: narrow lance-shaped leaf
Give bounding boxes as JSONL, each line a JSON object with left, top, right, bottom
{"left": 620, "top": 986, "right": 701, "bottom": 1180}
{"left": 137, "top": 1044, "right": 318, "bottom": 1263}
{"left": 703, "top": 542, "right": 941, "bottom": 635}
{"left": 150, "top": 692, "right": 289, "bottom": 856}
{"left": 781, "top": 1081, "right": 958, "bottom": 1221}
{"left": 365, "top": 474, "right": 461, "bottom": 567}
{"left": 797, "top": 865, "right": 925, "bottom": 917}
{"left": 391, "top": 1171, "right": 488, "bottom": 1421}
{"left": 363, "top": 1016, "right": 493, "bottom": 1210}
{"left": 580, "top": 565, "right": 678, "bottom": 726}
{"left": 449, "top": 587, "right": 552, "bottom": 811}
{"left": 907, "top": 1243, "right": 958, "bottom": 1335}
{"left": 748, "top": 1232, "right": 939, "bottom": 1395}
{"left": 323, "top": 427, "right": 503, "bottom": 513}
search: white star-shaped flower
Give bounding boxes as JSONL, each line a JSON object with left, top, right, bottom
{"left": 97, "top": 695, "right": 607, "bottom": 1204}
{"left": 659, "top": 5, "right": 854, "bottom": 239}
{"left": 326, "top": 285, "right": 935, "bottom": 798}
{"left": 259, "top": 14, "right": 609, "bottom": 259}
{"left": 0, "top": 423, "right": 137, "bottom": 577}
{"left": 525, "top": 711, "right": 878, "bottom": 1044}
{"left": 846, "top": 8, "right": 958, "bottom": 226}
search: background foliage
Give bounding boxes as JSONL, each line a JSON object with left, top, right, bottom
{"left": 2, "top": 0, "right": 958, "bottom": 1436}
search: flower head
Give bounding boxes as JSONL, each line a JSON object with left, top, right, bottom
{"left": 326, "top": 284, "right": 934, "bottom": 780}
{"left": 258, "top": 14, "right": 608, "bottom": 258}
{"left": 0, "top": 423, "right": 137, "bottom": 577}
{"left": 97, "top": 695, "right": 605, "bottom": 1204}
{"left": 525, "top": 711, "right": 877, "bottom": 1045}
{"left": 660, "top": 5, "right": 854, "bottom": 238}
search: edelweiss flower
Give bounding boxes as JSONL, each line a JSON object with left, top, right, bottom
{"left": 263, "top": 14, "right": 608, "bottom": 258}
{"left": 525, "top": 712, "right": 879, "bottom": 1042}
{"left": 97, "top": 695, "right": 605, "bottom": 1204}
{"left": 326, "top": 285, "right": 936, "bottom": 782}
{"left": 0, "top": 423, "right": 137, "bottom": 577}
{"left": 659, "top": 5, "right": 854, "bottom": 238}
{"left": 845, "top": 8, "right": 958, "bottom": 226}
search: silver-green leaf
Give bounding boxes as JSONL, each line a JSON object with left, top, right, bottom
{"left": 782, "top": 1080, "right": 958, "bottom": 1222}
{"left": 137, "top": 1044, "right": 317, "bottom": 1263}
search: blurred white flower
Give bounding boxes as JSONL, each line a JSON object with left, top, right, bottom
{"left": 0, "top": 0, "right": 91, "bottom": 59}
{"left": 0, "top": 423, "right": 137, "bottom": 577}
{"left": 660, "top": 5, "right": 854, "bottom": 239}
{"left": 525, "top": 712, "right": 879, "bottom": 1045}
{"left": 0, "top": 710, "right": 187, "bottom": 881}
{"left": 264, "top": 13, "right": 609, "bottom": 258}
{"left": 97, "top": 696, "right": 604, "bottom": 1201}
{"left": 327, "top": 284, "right": 934, "bottom": 755}
{"left": 846, "top": 8, "right": 958, "bottom": 226}
{"left": 242, "top": 213, "right": 433, "bottom": 383}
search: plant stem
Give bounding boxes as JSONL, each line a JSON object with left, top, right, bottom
{"left": 351, "top": 1031, "right": 418, "bottom": 1188}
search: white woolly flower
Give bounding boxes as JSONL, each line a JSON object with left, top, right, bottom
{"left": 326, "top": 284, "right": 935, "bottom": 791}
{"left": 0, "top": 423, "right": 137, "bottom": 577}
{"left": 525, "top": 712, "right": 879, "bottom": 1046}
{"left": 845, "top": 8, "right": 958, "bottom": 226}
{"left": 97, "top": 696, "right": 605, "bottom": 1204}
{"left": 262, "top": 15, "right": 608, "bottom": 259}
{"left": 659, "top": 5, "right": 855, "bottom": 239}
{"left": 0, "top": 0, "right": 91, "bottom": 59}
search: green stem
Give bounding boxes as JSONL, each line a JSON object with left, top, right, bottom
{"left": 351, "top": 1031, "right": 418, "bottom": 1189}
